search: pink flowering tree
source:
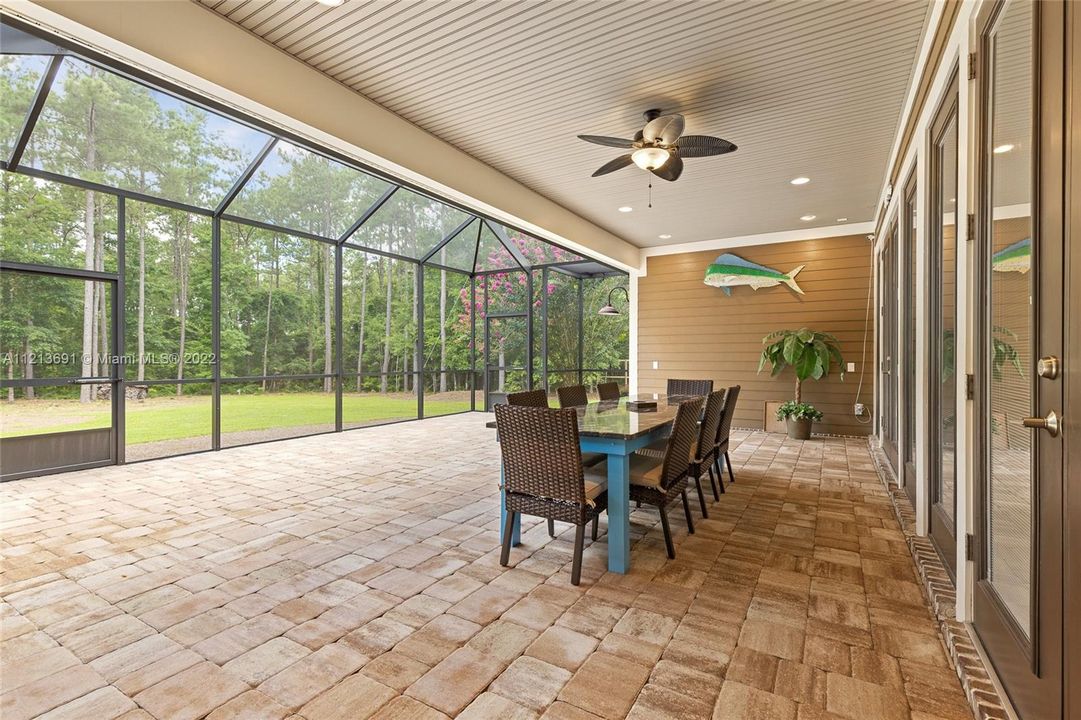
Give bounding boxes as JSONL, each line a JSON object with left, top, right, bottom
{"left": 455, "top": 232, "right": 578, "bottom": 391}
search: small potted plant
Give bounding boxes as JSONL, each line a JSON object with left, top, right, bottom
{"left": 758, "top": 328, "right": 844, "bottom": 440}
{"left": 775, "top": 401, "right": 823, "bottom": 440}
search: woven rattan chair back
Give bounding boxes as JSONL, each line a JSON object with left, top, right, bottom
{"left": 507, "top": 388, "right": 549, "bottom": 408}
{"left": 659, "top": 397, "right": 704, "bottom": 489}
{"left": 717, "top": 385, "right": 741, "bottom": 447}
{"left": 597, "top": 382, "right": 621, "bottom": 401}
{"left": 698, "top": 389, "right": 727, "bottom": 460}
{"left": 557, "top": 385, "right": 589, "bottom": 408}
{"left": 494, "top": 404, "right": 586, "bottom": 505}
{"left": 666, "top": 378, "right": 714, "bottom": 397}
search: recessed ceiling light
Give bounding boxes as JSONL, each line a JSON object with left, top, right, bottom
{"left": 800, "top": 214, "right": 816, "bottom": 221}
{"left": 316, "top": 0, "right": 344, "bottom": 5}
{"left": 618, "top": 206, "right": 633, "bottom": 213}
{"left": 790, "top": 177, "right": 811, "bottom": 185}
{"left": 658, "top": 234, "right": 672, "bottom": 239}
{"left": 993, "top": 143, "right": 1015, "bottom": 154}
{"left": 836, "top": 217, "right": 848, "bottom": 223}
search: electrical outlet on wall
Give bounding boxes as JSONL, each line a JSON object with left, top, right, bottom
{"left": 854, "top": 403, "right": 866, "bottom": 417}
{"left": 846, "top": 362, "right": 856, "bottom": 372}
{"left": 652, "top": 361, "right": 659, "bottom": 370}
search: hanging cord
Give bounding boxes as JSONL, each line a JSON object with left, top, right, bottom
{"left": 648, "top": 178, "right": 653, "bottom": 209}
{"left": 854, "top": 240, "right": 874, "bottom": 425}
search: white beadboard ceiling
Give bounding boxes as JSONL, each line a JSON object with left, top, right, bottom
{"left": 195, "top": 0, "right": 930, "bottom": 248}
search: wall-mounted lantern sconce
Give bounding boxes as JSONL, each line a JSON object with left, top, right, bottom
{"left": 598, "top": 286, "right": 629, "bottom": 316}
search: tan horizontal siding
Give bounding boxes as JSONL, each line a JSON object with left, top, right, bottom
{"left": 639, "top": 233, "right": 875, "bottom": 436}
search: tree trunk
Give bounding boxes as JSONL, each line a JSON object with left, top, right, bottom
{"left": 411, "top": 269, "right": 419, "bottom": 397}
{"left": 23, "top": 330, "right": 34, "bottom": 400}
{"left": 439, "top": 267, "right": 447, "bottom": 393}
{"left": 498, "top": 343, "right": 506, "bottom": 391}
{"left": 380, "top": 262, "right": 392, "bottom": 393}
{"left": 95, "top": 201, "right": 107, "bottom": 390}
{"left": 79, "top": 84, "right": 99, "bottom": 403}
{"left": 97, "top": 234, "right": 107, "bottom": 369}
{"left": 261, "top": 285, "right": 272, "bottom": 392}
{"left": 137, "top": 205, "right": 146, "bottom": 382}
{"left": 261, "top": 236, "right": 277, "bottom": 391}
{"left": 356, "top": 262, "right": 367, "bottom": 392}
{"left": 795, "top": 377, "right": 802, "bottom": 404}
{"left": 323, "top": 244, "right": 333, "bottom": 393}
{"left": 175, "top": 206, "right": 192, "bottom": 396}
{"left": 6, "top": 354, "right": 13, "bottom": 402}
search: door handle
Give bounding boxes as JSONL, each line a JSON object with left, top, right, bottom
{"left": 1022, "top": 411, "right": 1060, "bottom": 437}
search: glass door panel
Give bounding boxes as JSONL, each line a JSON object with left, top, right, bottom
{"left": 973, "top": 2, "right": 1065, "bottom": 716}
{"left": 985, "top": 0, "right": 1033, "bottom": 631}
{"left": 0, "top": 268, "right": 117, "bottom": 480}
{"left": 938, "top": 115, "right": 959, "bottom": 526}
{"left": 902, "top": 173, "right": 918, "bottom": 505}
{"left": 880, "top": 225, "right": 899, "bottom": 469}
{"left": 484, "top": 315, "right": 527, "bottom": 409}
{"left": 928, "top": 75, "right": 959, "bottom": 575}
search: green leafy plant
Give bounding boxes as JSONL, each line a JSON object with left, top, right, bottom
{"left": 758, "top": 328, "right": 845, "bottom": 402}
{"left": 775, "top": 401, "right": 823, "bottom": 422}
{"left": 941, "top": 326, "right": 1024, "bottom": 383}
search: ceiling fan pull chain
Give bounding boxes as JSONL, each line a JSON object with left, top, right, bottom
{"left": 648, "top": 179, "right": 653, "bottom": 208}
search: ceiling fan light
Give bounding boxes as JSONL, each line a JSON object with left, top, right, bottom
{"left": 631, "top": 146, "right": 670, "bottom": 170}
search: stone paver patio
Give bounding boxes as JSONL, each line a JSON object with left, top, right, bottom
{"left": 0, "top": 413, "right": 972, "bottom": 719}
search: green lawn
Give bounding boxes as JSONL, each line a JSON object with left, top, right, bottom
{"left": 1, "top": 392, "right": 472, "bottom": 445}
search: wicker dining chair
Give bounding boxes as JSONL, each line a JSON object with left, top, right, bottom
{"left": 494, "top": 404, "right": 607, "bottom": 585}
{"left": 597, "top": 382, "right": 621, "bottom": 401}
{"left": 506, "top": 389, "right": 549, "bottom": 408}
{"left": 715, "top": 385, "right": 741, "bottom": 485}
{"left": 507, "top": 386, "right": 603, "bottom": 535}
{"left": 666, "top": 378, "right": 714, "bottom": 397}
{"left": 557, "top": 385, "right": 589, "bottom": 408}
{"left": 628, "top": 396, "right": 703, "bottom": 559}
{"left": 639, "top": 389, "right": 727, "bottom": 514}
{"left": 698, "top": 389, "right": 729, "bottom": 501}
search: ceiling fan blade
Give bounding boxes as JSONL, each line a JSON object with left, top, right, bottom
{"left": 642, "top": 114, "right": 685, "bottom": 145}
{"left": 650, "top": 154, "right": 684, "bottom": 182}
{"left": 592, "top": 154, "right": 634, "bottom": 177}
{"left": 577, "top": 134, "right": 635, "bottom": 148}
{"left": 677, "top": 135, "right": 737, "bottom": 158}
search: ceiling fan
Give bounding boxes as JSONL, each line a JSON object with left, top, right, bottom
{"left": 577, "top": 109, "right": 736, "bottom": 182}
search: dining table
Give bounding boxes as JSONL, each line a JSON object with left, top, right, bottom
{"left": 487, "top": 394, "right": 697, "bottom": 574}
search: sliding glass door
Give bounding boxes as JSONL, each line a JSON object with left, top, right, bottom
{"left": 972, "top": 1, "right": 1065, "bottom": 717}
{"left": 879, "top": 223, "right": 899, "bottom": 470}
{"left": 928, "top": 73, "right": 960, "bottom": 576}
{"left": 901, "top": 171, "right": 919, "bottom": 506}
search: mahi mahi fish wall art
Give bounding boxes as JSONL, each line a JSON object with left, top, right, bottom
{"left": 703, "top": 252, "right": 806, "bottom": 296}
{"left": 992, "top": 238, "right": 1030, "bottom": 273}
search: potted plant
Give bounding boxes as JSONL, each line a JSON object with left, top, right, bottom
{"left": 775, "top": 401, "right": 823, "bottom": 439}
{"left": 758, "top": 328, "right": 845, "bottom": 440}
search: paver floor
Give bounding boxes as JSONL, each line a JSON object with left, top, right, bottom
{"left": 0, "top": 413, "right": 972, "bottom": 719}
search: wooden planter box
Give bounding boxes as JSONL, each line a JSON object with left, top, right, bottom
{"left": 764, "top": 401, "right": 787, "bottom": 434}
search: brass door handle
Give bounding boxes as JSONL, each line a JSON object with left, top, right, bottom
{"left": 1022, "top": 411, "right": 1060, "bottom": 437}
